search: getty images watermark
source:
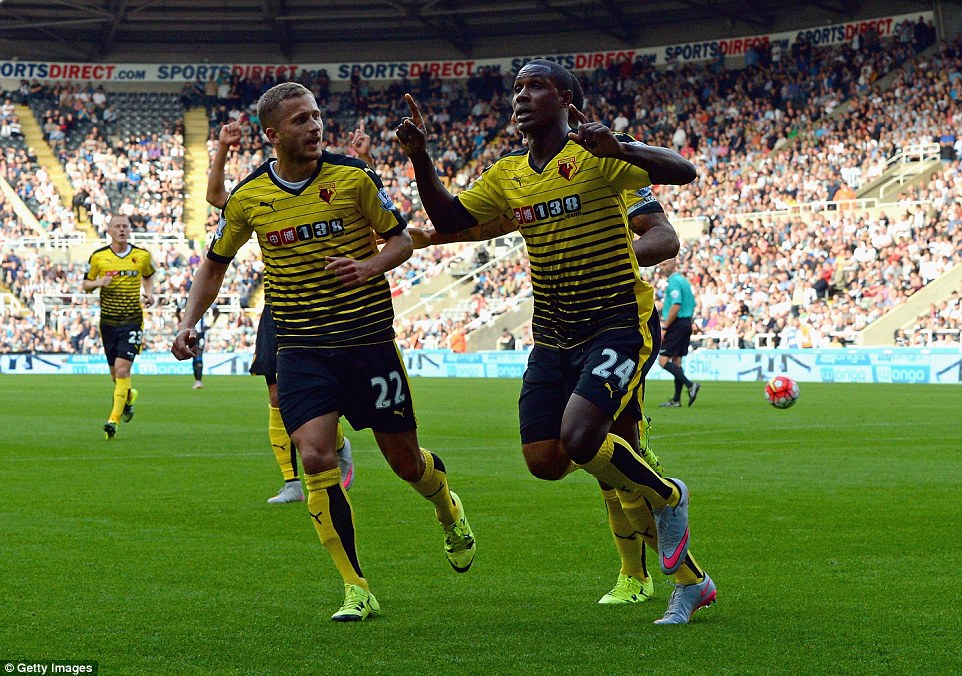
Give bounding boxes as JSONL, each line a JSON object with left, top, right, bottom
{"left": 2, "top": 663, "right": 97, "bottom": 675}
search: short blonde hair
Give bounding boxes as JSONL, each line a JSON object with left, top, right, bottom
{"left": 256, "top": 82, "right": 312, "bottom": 130}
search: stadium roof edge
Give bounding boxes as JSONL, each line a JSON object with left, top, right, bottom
{"left": 0, "top": 0, "right": 946, "bottom": 63}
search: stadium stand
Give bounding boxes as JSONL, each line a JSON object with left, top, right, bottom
{"left": 1, "top": 16, "right": 959, "bottom": 355}
{"left": 0, "top": 112, "right": 78, "bottom": 239}
{"left": 15, "top": 82, "right": 187, "bottom": 239}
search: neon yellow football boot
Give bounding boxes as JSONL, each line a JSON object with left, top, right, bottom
{"left": 331, "top": 584, "right": 380, "bottom": 622}
{"left": 442, "top": 492, "right": 476, "bottom": 573}
{"left": 598, "top": 573, "right": 655, "bottom": 604}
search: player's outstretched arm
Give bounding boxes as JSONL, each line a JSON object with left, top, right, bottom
{"left": 567, "top": 105, "right": 696, "bottom": 186}
{"left": 206, "top": 122, "right": 241, "bottom": 209}
{"left": 616, "top": 142, "right": 696, "bottom": 186}
{"left": 396, "top": 93, "right": 475, "bottom": 234}
{"left": 172, "top": 258, "right": 230, "bottom": 359}
{"left": 630, "top": 210, "right": 680, "bottom": 267}
{"left": 409, "top": 213, "right": 517, "bottom": 249}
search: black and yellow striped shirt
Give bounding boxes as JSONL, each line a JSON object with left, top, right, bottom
{"left": 210, "top": 153, "right": 406, "bottom": 348}
{"left": 457, "top": 139, "right": 654, "bottom": 349}
{"left": 85, "top": 244, "right": 156, "bottom": 326}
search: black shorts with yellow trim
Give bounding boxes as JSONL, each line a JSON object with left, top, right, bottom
{"left": 519, "top": 326, "right": 652, "bottom": 444}
{"left": 276, "top": 342, "right": 417, "bottom": 436}
{"left": 249, "top": 304, "right": 278, "bottom": 384}
{"left": 101, "top": 321, "right": 144, "bottom": 365}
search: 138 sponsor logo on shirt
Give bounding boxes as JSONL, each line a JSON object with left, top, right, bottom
{"left": 266, "top": 219, "right": 345, "bottom": 247}
{"left": 513, "top": 194, "right": 582, "bottom": 224}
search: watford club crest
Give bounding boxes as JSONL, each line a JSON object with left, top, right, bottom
{"left": 557, "top": 156, "right": 579, "bottom": 181}
{"left": 318, "top": 182, "right": 337, "bottom": 204}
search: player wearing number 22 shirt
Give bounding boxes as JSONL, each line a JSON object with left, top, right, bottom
{"left": 212, "top": 157, "right": 400, "bottom": 348}
{"left": 198, "top": 83, "right": 475, "bottom": 622}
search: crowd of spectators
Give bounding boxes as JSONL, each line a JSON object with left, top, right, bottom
{"left": 21, "top": 82, "right": 188, "bottom": 237}
{"left": 393, "top": 249, "right": 532, "bottom": 350}
{"left": 647, "top": 136, "right": 959, "bottom": 351}
{"left": 677, "top": 195, "right": 960, "bottom": 351}
{"left": 1, "top": 96, "right": 79, "bottom": 238}
{"left": 588, "top": 19, "right": 944, "bottom": 225}
{"left": 0, "top": 240, "right": 262, "bottom": 354}
{"left": 1, "top": 15, "right": 958, "bottom": 354}
{"left": 64, "top": 124, "right": 187, "bottom": 238}
{"left": 900, "top": 281, "right": 962, "bottom": 346}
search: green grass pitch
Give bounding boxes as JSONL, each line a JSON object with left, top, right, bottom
{"left": 1, "top": 374, "right": 959, "bottom": 674}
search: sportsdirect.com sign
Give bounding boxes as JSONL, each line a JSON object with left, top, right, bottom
{"left": 0, "top": 12, "right": 930, "bottom": 83}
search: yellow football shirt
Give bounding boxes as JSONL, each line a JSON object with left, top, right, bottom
{"left": 457, "top": 140, "right": 654, "bottom": 349}
{"left": 210, "top": 153, "right": 406, "bottom": 348}
{"left": 85, "top": 244, "right": 156, "bottom": 326}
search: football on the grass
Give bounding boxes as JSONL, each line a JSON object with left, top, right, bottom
{"left": 765, "top": 375, "right": 799, "bottom": 409}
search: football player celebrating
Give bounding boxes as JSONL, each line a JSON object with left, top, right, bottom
{"left": 398, "top": 60, "right": 713, "bottom": 623}
{"left": 206, "top": 120, "right": 356, "bottom": 502}
{"left": 175, "top": 83, "right": 476, "bottom": 622}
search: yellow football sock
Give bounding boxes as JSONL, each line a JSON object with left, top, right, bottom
{"left": 617, "top": 487, "right": 658, "bottom": 548}
{"left": 305, "top": 469, "right": 366, "bottom": 589}
{"left": 268, "top": 406, "right": 298, "bottom": 481}
{"left": 578, "top": 434, "right": 679, "bottom": 509}
{"left": 601, "top": 488, "right": 646, "bottom": 579}
{"left": 109, "top": 377, "right": 131, "bottom": 424}
{"left": 617, "top": 489, "right": 704, "bottom": 585}
{"left": 335, "top": 423, "right": 345, "bottom": 451}
{"left": 673, "top": 553, "right": 706, "bottom": 585}
{"left": 408, "top": 448, "right": 457, "bottom": 526}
